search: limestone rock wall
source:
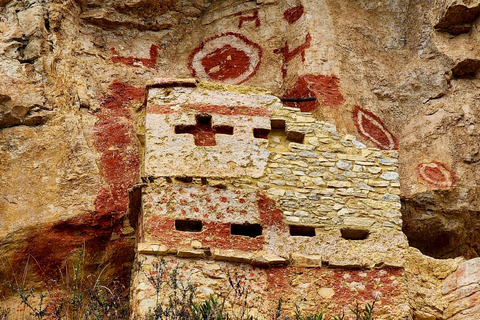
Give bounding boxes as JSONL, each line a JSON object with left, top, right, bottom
{"left": 0, "top": 0, "right": 479, "bottom": 318}
{"left": 442, "top": 258, "right": 480, "bottom": 319}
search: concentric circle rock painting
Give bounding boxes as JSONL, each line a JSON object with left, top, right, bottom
{"left": 417, "top": 161, "right": 456, "bottom": 189}
{"left": 352, "top": 106, "right": 398, "bottom": 150}
{"left": 188, "top": 32, "right": 262, "bottom": 85}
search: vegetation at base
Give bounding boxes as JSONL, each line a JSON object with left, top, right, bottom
{"left": 1, "top": 254, "right": 377, "bottom": 320}
{"left": 291, "top": 302, "right": 376, "bottom": 320}
{"left": 1, "top": 245, "right": 128, "bottom": 320}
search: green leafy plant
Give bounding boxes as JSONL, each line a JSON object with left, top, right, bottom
{"left": 284, "top": 299, "right": 375, "bottom": 320}
{"left": 226, "top": 271, "right": 256, "bottom": 320}
{"left": 0, "top": 306, "right": 9, "bottom": 320}
{"left": 295, "top": 310, "right": 328, "bottom": 320}
{"left": 4, "top": 252, "right": 377, "bottom": 320}
{"left": 144, "top": 259, "right": 194, "bottom": 320}
{"left": 3, "top": 283, "right": 49, "bottom": 320}
{"left": 83, "top": 279, "right": 129, "bottom": 320}
{"left": 190, "top": 295, "right": 224, "bottom": 320}
{"left": 273, "top": 299, "right": 283, "bottom": 320}
{"left": 142, "top": 258, "right": 258, "bottom": 320}
{"left": 3, "top": 245, "right": 129, "bottom": 320}
{"left": 294, "top": 304, "right": 329, "bottom": 320}
{"left": 69, "top": 245, "right": 85, "bottom": 318}
{"left": 350, "top": 300, "right": 375, "bottom": 320}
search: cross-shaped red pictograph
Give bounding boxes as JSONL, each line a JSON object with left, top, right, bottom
{"left": 174, "top": 114, "right": 234, "bottom": 146}
{"left": 274, "top": 33, "right": 311, "bottom": 78}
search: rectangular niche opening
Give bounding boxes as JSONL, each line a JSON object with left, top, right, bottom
{"left": 289, "top": 225, "right": 316, "bottom": 237}
{"left": 231, "top": 223, "right": 262, "bottom": 238}
{"left": 271, "top": 119, "right": 286, "bottom": 129}
{"left": 175, "top": 219, "right": 203, "bottom": 232}
{"left": 253, "top": 128, "right": 270, "bottom": 139}
{"left": 197, "top": 113, "right": 212, "bottom": 125}
{"left": 340, "top": 228, "right": 369, "bottom": 240}
{"left": 269, "top": 119, "right": 304, "bottom": 143}
{"left": 286, "top": 131, "right": 305, "bottom": 143}
{"left": 214, "top": 125, "right": 234, "bottom": 135}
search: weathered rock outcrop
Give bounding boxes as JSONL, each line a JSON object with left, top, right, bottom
{"left": 1, "top": 0, "right": 480, "bottom": 318}
{"left": 442, "top": 258, "right": 480, "bottom": 319}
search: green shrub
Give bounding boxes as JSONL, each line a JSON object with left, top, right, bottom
{"left": 4, "top": 254, "right": 376, "bottom": 320}
{"left": 3, "top": 245, "right": 128, "bottom": 320}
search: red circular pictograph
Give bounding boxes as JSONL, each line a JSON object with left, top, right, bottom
{"left": 188, "top": 32, "right": 262, "bottom": 85}
{"left": 416, "top": 161, "right": 456, "bottom": 189}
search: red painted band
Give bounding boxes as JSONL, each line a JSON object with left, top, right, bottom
{"left": 145, "top": 216, "right": 264, "bottom": 251}
{"left": 238, "top": 10, "right": 260, "bottom": 28}
{"left": 147, "top": 103, "right": 272, "bottom": 117}
{"left": 111, "top": 44, "right": 160, "bottom": 69}
{"left": 274, "top": 33, "right": 311, "bottom": 78}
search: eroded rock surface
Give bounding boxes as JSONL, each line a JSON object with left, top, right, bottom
{"left": 1, "top": 0, "right": 480, "bottom": 318}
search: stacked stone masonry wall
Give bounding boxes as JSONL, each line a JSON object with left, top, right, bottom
{"left": 132, "top": 79, "right": 409, "bottom": 319}
{"left": 259, "top": 108, "right": 402, "bottom": 230}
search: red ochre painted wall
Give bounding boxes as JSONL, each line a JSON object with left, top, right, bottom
{"left": 264, "top": 267, "right": 403, "bottom": 314}
{"left": 141, "top": 188, "right": 404, "bottom": 316}
{"left": 147, "top": 104, "right": 272, "bottom": 117}
{"left": 188, "top": 32, "right": 263, "bottom": 84}
{"left": 352, "top": 106, "right": 398, "bottom": 150}
{"left": 237, "top": 10, "right": 260, "bottom": 28}
{"left": 12, "top": 81, "right": 143, "bottom": 284}
{"left": 146, "top": 217, "right": 265, "bottom": 251}
{"left": 151, "top": 258, "right": 405, "bottom": 318}
{"left": 283, "top": 5, "right": 304, "bottom": 24}
{"left": 144, "top": 191, "right": 286, "bottom": 251}
{"left": 283, "top": 74, "right": 344, "bottom": 112}
{"left": 111, "top": 44, "right": 161, "bottom": 69}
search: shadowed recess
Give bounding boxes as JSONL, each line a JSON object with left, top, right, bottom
{"left": 175, "top": 113, "right": 233, "bottom": 146}
{"left": 402, "top": 192, "right": 480, "bottom": 259}
{"left": 175, "top": 219, "right": 203, "bottom": 232}
{"left": 289, "top": 225, "right": 316, "bottom": 237}
{"left": 269, "top": 119, "right": 305, "bottom": 143}
{"left": 434, "top": 4, "right": 480, "bottom": 35}
{"left": 340, "top": 228, "right": 369, "bottom": 240}
{"left": 231, "top": 223, "right": 263, "bottom": 238}
{"left": 452, "top": 59, "right": 480, "bottom": 78}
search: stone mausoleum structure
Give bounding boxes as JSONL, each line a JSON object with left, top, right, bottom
{"left": 130, "top": 79, "right": 407, "bottom": 319}
{"left": 3, "top": 0, "right": 480, "bottom": 319}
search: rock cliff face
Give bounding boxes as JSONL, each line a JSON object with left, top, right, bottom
{"left": 1, "top": 0, "right": 479, "bottom": 319}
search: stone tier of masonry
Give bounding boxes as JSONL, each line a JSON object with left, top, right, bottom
{"left": 131, "top": 79, "right": 409, "bottom": 319}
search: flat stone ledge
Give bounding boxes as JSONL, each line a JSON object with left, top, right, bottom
{"left": 177, "top": 246, "right": 210, "bottom": 258}
{"left": 137, "top": 242, "right": 404, "bottom": 271}
{"left": 138, "top": 243, "right": 170, "bottom": 255}
{"left": 212, "top": 249, "right": 253, "bottom": 264}
{"left": 251, "top": 252, "right": 288, "bottom": 267}
{"left": 290, "top": 253, "right": 322, "bottom": 267}
{"left": 327, "top": 259, "right": 364, "bottom": 269}
{"left": 374, "top": 260, "right": 404, "bottom": 269}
